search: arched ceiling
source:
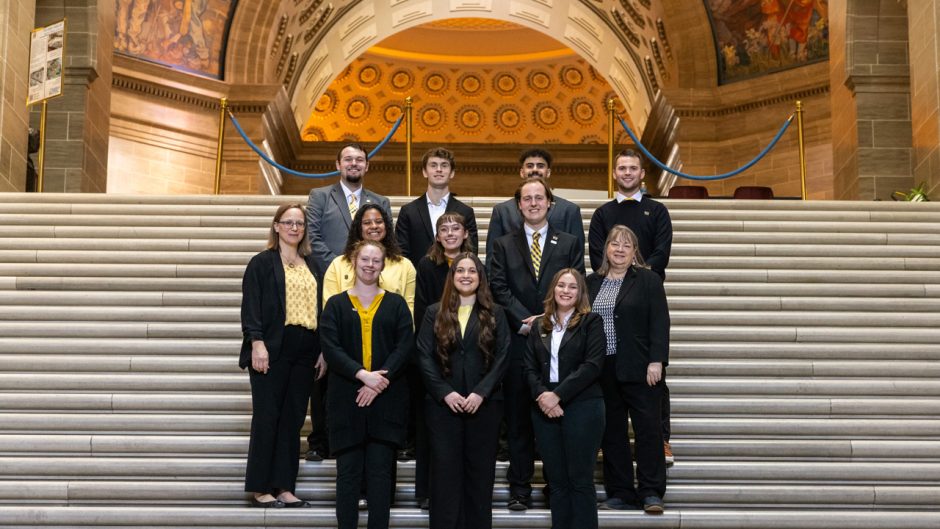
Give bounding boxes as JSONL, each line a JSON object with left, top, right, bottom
{"left": 255, "top": 0, "right": 678, "bottom": 135}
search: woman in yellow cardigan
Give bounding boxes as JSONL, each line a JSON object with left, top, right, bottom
{"left": 322, "top": 203, "right": 416, "bottom": 315}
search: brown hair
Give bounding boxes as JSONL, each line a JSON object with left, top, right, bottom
{"left": 513, "top": 177, "right": 554, "bottom": 206}
{"left": 433, "top": 253, "right": 496, "bottom": 377}
{"left": 336, "top": 143, "right": 369, "bottom": 162}
{"left": 427, "top": 212, "right": 473, "bottom": 265}
{"left": 421, "top": 147, "right": 456, "bottom": 172}
{"left": 266, "top": 203, "right": 312, "bottom": 256}
{"left": 540, "top": 268, "right": 591, "bottom": 333}
{"left": 595, "top": 224, "right": 649, "bottom": 276}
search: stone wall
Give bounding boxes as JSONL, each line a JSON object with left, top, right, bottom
{"left": 0, "top": 0, "right": 34, "bottom": 192}
{"left": 908, "top": 0, "right": 940, "bottom": 199}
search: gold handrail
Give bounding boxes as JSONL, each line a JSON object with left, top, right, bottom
{"left": 37, "top": 101, "right": 48, "bottom": 192}
{"left": 607, "top": 98, "right": 615, "bottom": 199}
{"left": 214, "top": 97, "right": 228, "bottom": 195}
{"left": 796, "top": 100, "right": 807, "bottom": 200}
{"left": 405, "top": 97, "right": 413, "bottom": 196}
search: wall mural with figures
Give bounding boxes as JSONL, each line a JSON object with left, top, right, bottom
{"left": 705, "top": 0, "right": 829, "bottom": 84}
{"left": 114, "top": 0, "right": 237, "bottom": 79}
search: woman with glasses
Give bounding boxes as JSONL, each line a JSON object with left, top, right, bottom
{"left": 322, "top": 203, "right": 416, "bottom": 314}
{"left": 240, "top": 203, "right": 319, "bottom": 508}
{"left": 416, "top": 253, "right": 510, "bottom": 529}
{"left": 320, "top": 239, "right": 414, "bottom": 529}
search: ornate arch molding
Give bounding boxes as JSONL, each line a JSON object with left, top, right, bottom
{"left": 229, "top": 0, "right": 678, "bottom": 135}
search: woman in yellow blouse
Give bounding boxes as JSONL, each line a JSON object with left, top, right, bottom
{"left": 322, "top": 203, "right": 416, "bottom": 314}
{"left": 320, "top": 239, "right": 414, "bottom": 529}
{"left": 239, "top": 203, "right": 319, "bottom": 508}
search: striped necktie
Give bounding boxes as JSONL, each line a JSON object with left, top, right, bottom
{"left": 531, "top": 232, "right": 542, "bottom": 277}
{"left": 348, "top": 194, "right": 358, "bottom": 218}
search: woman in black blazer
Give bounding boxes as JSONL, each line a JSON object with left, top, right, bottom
{"left": 240, "top": 203, "right": 320, "bottom": 508}
{"left": 416, "top": 253, "right": 510, "bottom": 529}
{"left": 524, "top": 268, "right": 606, "bottom": 529}
{"left": 410, "top": 212, "right": 474, "bottom": 508}
{"left": 320, "top": 239, "right": 414, "bottom": 529}
{"left": 587, "top": 225, "right": 670, "bottom": 514}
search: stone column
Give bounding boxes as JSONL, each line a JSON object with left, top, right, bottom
{"left": 908, "top": 0, "right": 940, "bottom": 198}
{"left": 830, "top": 0, "right": 913, "bottom": 200}
{"left": 0, "top": 0, "right": 35, "bottom": 191}
{"left": 33, "top": 0, "right": 113, "bottom": 192}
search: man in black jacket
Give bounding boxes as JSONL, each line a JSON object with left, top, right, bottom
{"left": 395, "top": 147, "right": 478, "bottom": 263}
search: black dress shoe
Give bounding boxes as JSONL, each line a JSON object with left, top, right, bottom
{"left": 251, "top": 497, "right": 284, "bottom": 508}
{"left": 305, "top": 449, "right": 325, "bottom": 462}
{"left": 418, "top": 497, "right": 429, "bottom": 510}
{"left": 507, "top": 495, "right": 530, "bottom": 511}
{"left": 282, "top": 499, "right": 313, "bottom": 508}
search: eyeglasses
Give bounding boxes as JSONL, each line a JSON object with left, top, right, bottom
{"left": 277, "top": 220, "right": 305, "bottom": 228}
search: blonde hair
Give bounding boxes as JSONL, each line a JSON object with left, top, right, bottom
{"left": 595, "top": 225, "right": 648, "bottom": 276}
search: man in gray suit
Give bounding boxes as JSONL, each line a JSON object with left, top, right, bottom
{"left": 304, "top": 142, "right": 391, "bottom": 464}
{"left": 485, "top": 148, "right": 584, "bottom": 268}
{"left": 305, "top": 143, "right": 392, "bottom": 278}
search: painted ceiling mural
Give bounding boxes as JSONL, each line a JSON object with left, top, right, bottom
{"left": 301, "top": 56, "right": 630, "bottom": 145}
{"left": 705, "top": 0, "right": 829, "bottom": 84}
{"left": 114, "top": 0, "right": 237, "bottom": 79}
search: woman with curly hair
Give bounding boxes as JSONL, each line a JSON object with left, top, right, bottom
{"left": 416, "top": 253, "right": 510, "bottom": 529}
{"left": 322, "top": 202, "right": 416, "bottom": 314}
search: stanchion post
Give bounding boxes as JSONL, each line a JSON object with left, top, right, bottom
{"left": 796, "top": 100, "right": 807, "bottom": 200}
{"left": 214, "top": 97, "right": 228, "bottom": 195}
{"left": 607, "top": 98, "right": 615, "bottom": 199}
{"left": 405, "top": 97, "right": 413, "bottom": 196}
{"left": 37, "top": 100, "right": 48, "bottom": 192}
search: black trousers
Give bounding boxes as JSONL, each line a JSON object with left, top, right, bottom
{"left": 335, "top": 439, "right": 397, "bottom": 529}
{"left": 503, "top": 344, "right": 535, "bottom": 498}
{"left": 406, "top": 363, "right": 431, "bottom": 499}
{"left": 307, "top": 374, "right": 329, "bottom": 454}
{"left": 245, "top": 326, "right": 316, "bottom": 494}
{"left": 532, "top": 397, "right": 605, "bottom": 529}
{"left": 599, "top": 356, "right": 666, "bottom": 503}
{"left": 426, "top": 399, "right": 502, "bottom": 529}
{"left": 662, "top": 371, "right": 671, "bottom": 442}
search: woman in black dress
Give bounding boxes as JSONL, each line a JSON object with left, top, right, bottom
{"left": 320, "top": 239, "right": 414, "bottom": 529}
{"left": 416, "top": 252, "right": 510, "bottom": 529}
{"left": 240, "top": 203, "right": 319, "bottom": 508}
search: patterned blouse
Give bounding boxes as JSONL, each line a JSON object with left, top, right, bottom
{"left": 284, "top": 263, "right": 319, "bottom": 330}
{"left": 591, "top": 276, "right": 623, "bottom": 355}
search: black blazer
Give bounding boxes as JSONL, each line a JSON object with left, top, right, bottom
{"left": 414, "top": 256, "right": 450, "bottom": 335}
{"left": 395, "top": 193, "right": 479, "bottom": 262}
{"left": 586, "top": 267, "right": 670, "bottom": 383}
{"left": 523, "top": 312, "right": 605, "bottom": 404}
{"left": 239, "top": 249, "right": 320, "bottom": 369}
{"left": 319, "top": 291, "right": 414, "bottom": 451}
{"left": 488, "top": 227, "right": 585, "bottom": 333}
{"left": 416, "top": 303, "right": 511, "bottom": 403}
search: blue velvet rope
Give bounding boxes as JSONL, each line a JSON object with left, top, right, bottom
{"left": 227, "top": 110, "right": 405, "bottom": 179}
{"left": 618, "top": 114, "right": 794, "bottom": 181}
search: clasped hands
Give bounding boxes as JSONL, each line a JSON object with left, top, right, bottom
{"left": 443, "top": 392, "right": 484, "bottom": 414}
{"left": 537, "top": 391, "right": 563, "bottom": 418}
{"left": 355, "top": 369, "right": 390, "bottom": 407}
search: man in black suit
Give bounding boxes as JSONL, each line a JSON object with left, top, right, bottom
{"left": 395, "top": 147, "right": 479, "bottom": 263}
{"left": 304, "top": 143, "right": 391, "bottom": 464}
{"left": 485, "top": 148, "right": 584, "bottom": 267}
{"left": 489, "top": 178, "right": 585, "bottom": 511}
{"left": 587, "top": 148, "right": 676, "bottom": 468}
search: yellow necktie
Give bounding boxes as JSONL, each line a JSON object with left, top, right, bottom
{"left": 348, "top": 194, "right": 358, "bottom": 218}
{"left": 531, "top": 232, "right": 542, "bottom": 277}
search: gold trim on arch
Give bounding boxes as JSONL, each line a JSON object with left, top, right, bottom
{"left": 367, "top": 45, "right": 576, "bottom": 65}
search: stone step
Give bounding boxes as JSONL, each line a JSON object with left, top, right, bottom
{"left": 673, "top": 243, "right": 940, "bottom": 257}
{"left": 665, "top": 282, "right": 940, "bottom": 297}
{"left": 671, "top": 378, "right": 940, "bottom": 397}
{"left": 0, "top": 321, "right": 238, "bottom": 338}
{"left": 668, "top": 296, "right": 940, "bottom": 311}
{"left": 670, "top": 256, "right": 940, "bottom": 271}
{"left": 4, "top": 433, "right": 939, "bottom": 460}
{"left": 668, "top": 269, "right": 940, "bottom": 283}
{"left": 0, "top": 250, "right": 253, "bottom": 265}
{"left": 675, "top": 231, "right": 940, "bottom": 246}
{"left": 7, "top": 276, "right": 241, "bottom": 291}
{"left": 0, "top": 291, "right": 240, "bottom": 306}
{"left": 669, "top": 360, "right": 940, "bottom": 378}
{"left": 1, "top": 507, "right": 939, "bottom": 529}
{"left": 0, "top": 393, "right": 248, "bottom": 412}
{"left": 671, "top": 326, "right": 940, "bottom": 343}
{"left": 0, "top": 355, "right": 238, "bottom": 373}
{"left": 2, "top": 457, "right": 939, "bottom": 484}
{"left": 0, "top": 263, "right": 245, "bottom": 278}
{"left": 0, "top": 237, "right": 263, "bottom": 252}
{"left": 0, "top": 337, "right": 235, "bottom": 355}
{"left": 0, "top": 306, "right": 237, "bottom": 322}
{"left": 672, "top": 342, "right": 940, "bottom": 360}
{"left": 0, "top": 226, "right": 266, "bottom": 240}
{"left": 0, "top": 413, "right": 938, "bottom": 437}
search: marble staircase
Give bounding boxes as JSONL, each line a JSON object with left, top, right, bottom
{"left": 0, "top": 193, "right": 939, "bottom": 528}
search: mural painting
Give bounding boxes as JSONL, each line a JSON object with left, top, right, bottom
{"left": 705, "top": 0, "right": 829, "bottom": 84}
{"left": 114, "top": 0, "right": 237, "bottom": 79}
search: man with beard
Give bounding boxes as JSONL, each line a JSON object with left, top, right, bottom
{"left": 304, "top": 143, "right": 392, "bottom": 466}
{"left": 485, "top": 149, "right": 584, "bottom": 268}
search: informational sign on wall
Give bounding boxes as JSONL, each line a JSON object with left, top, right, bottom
{"left": 27, "top": 19, "right": 66, "bottom": 105}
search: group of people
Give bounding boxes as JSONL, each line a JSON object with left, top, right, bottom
{"left": 239, "top": 143, "right": 674, "bottom": 529}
